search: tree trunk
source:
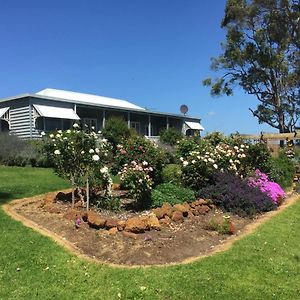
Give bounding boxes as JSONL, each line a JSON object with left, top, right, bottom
{"left": 86, "top": 178, "right": 90, "bottom": 211}
{"left": 71, "top": 177, "right": 75, "bottom": 209}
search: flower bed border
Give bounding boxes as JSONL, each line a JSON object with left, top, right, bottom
{"left": 2, "top": 191, "right": 299, "bottom": 269}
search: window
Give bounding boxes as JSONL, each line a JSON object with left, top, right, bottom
{"left": 130, "top": 121, "right": 140, "bottom": 134}
{"left": 82, "top": 118, "right": 98, "bottom": 130}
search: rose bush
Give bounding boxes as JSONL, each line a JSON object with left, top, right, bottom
{"left": 114, "top": 135, "right": 167, "bottom": 183}
{"left": 43, "top": 124, "right": 112, "bottom": 208}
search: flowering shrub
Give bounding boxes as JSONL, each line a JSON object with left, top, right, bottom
{"left": 43, "top": 124, "right": 112, "bottom": 208}
{"left": 248, "top": 169, "right": 285, "bottom": 205}
{"left": 181, "top": 142, "right": 249, "bottom": 190}
{"left": 114, "top": 135, "right": 166, "bottom": 183}
{"left": 119, "top": 160, "right": 153, "bottom": 204}
{"left": 199, "top": 172, "right": 276, "bottom": 216}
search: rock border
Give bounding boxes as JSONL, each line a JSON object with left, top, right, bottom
{"left": 2, "top": 192, "right": 299, "bottom": 269}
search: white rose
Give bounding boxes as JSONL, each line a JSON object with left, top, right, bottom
{"left": 183, "top": 161, "right": 189, "bottom": 167}
{"left": 81, "top": 151, "right": 85, "bottom": 154}
{"left": 54, "top": 150, "right": 60, "bottom": 155}
{"left": 95, "top": 148, "right": 100, "bottom": 153}
{"left": 89, "top": 149, "right": 95, "bottom": 154}
{"left": 73, "top": 123, "right": 79, "bottom": 128}
{"left": 142, "top": 161, "right": 148, "bottom": 166}
{"left": 92, "top": 154, "right": 100, "bottom": 161}
{"left": 213, "top": 164, "right": 218, "bottom": 169}
{"left": 49, "top": 134, "right": 54, "bottom": 138}
{"left": 41, "top": 131, "right": 45, "bottom": 136}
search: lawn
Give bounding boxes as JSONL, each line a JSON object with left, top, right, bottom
{"left": 0, "top": 166, "right": 299, "bottom": 299}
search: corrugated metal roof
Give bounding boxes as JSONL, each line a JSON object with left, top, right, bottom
{"left": 33, "top": 104, "right": 80, "bottom": 120}
{"left": 36, "top": 88, "right": 146, "bottom": 111}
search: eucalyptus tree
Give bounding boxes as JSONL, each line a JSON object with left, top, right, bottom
{"left": 204, "top": 0, "right": 300, "bottom": 133}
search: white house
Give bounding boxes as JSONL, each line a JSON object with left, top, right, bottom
{"left": 0, "top": 88, "right": 204, "bottom": 139}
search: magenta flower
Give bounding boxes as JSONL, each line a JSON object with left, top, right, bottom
{"left": 248, "top": 169, "right": 285, "bottom": 205}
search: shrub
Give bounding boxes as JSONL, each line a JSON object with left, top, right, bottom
{"left": 150, "top": 183, "right": 195, "bottom": 207}
{"left": 199, "top": 172, "right": 276, "bottom": 217}
{"left": 176, "top": 138, "right": 203, "bottom": 159}
{"left": 0, "top": 133, "right": 50, "bottom": 167}
{"left": 159, "top": 128, "right": 183, "bottom": 146}
{"left": 120, "top": 161, "right": 153, "bottom": 206}
{"left": 268, "top": 153, "right": 295, "bottom": 189}
{"left": 161, "top": 164, "right": 182, "bottom": 184}
{"left": 180, "top": 142, "right": 249, "bottom": 190}
{"left": 102, "top": 117, "right": 131, "bottom": 150}
{"left": 205, "top": 216, "right": 234, "bottom": 235}
{"left": 248, "top": 169, "right": 285, "bottom": 205}
{"left": 245, "top": 143, "right": 272, "bottom": 174}
{"left": 114, "top": 135, "right": 167, "bottom": 183}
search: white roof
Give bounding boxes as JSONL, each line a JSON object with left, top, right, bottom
{"left": 185, "top": 121, "right": 204, "bottom": 131}
{"left": 36, "top": 88, "right": 146, "bottom": 111}
{"left": 0, "top": 107, "right": 9, "bottom": 118}
{"left": 33, "top": 104, "right": 80, "bottom": 120}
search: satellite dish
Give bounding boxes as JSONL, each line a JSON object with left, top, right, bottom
{"left": 180, "top": 104, "right": 189, "bottom": 115}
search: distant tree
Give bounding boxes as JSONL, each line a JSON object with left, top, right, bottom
{"left": 203, "top": 0, "right": 300, "bottom": 133}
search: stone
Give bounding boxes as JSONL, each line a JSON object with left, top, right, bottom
{"left": 190, "top": 208, "right": 199, "bottom": 216}
{"left": 187, "top": 211, "right": 194, "bottom": 219}
{"left": 145, "top": 215, "right": 161, "bottom": 231}
{"left": 44, "top": 192, "right": 56, "bottom": 204}
{"left": 197, "top": 198, "right": 208, "bottom": 206}
{"left": 117, "top": 220, "right": 126, "bottom": 231}
{"left": 63, "top": 209, "right": 82, "bottom": 220}
{"left": 153, "top": 207, "right": 165, "bottom": 219}
{"left": 171, "top": 211, "right": 184, "bottom": 222}
{"left": 173, "top": 204, "right": 190, "bottom": 217}
{"left": 159, "top": 216, "right": 171, "bottom": 225}
{"left": 87, "top": 211, "right": 106, "bottom": 229}
{"left": 105, "top": 218, "right": 119, "bottom": 229}
{"left": 112, "top": 183, "right": 121, "bottom": 190}
{"left": 196, "top": 205, "right": 210, "bottom": 215}
{"left": 125, "top": 216, "right": 148, "bottom": 233}
{"left": 108, "top": 227, "right": 118, "bottom": 235}
{"left": 122, "top": 231, "right": 138, "bottom": 239}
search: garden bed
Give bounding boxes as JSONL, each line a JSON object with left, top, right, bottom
{"left": 6, "top": 190, "right": 259, "bottom": 266}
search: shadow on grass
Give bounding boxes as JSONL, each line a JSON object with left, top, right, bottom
{"left": 0, "top": 192, "right": 14, "bottom": 205}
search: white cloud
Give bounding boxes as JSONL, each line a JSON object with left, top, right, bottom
{"left": 208, "top": 111, "right": 216, "bottom": 116}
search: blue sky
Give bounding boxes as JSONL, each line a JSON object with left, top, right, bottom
{"left": 0, "top": 0, "right": 276, "bottom": 135}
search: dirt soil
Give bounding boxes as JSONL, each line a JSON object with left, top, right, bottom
{"left": 7, "top": 193, "right": 256, "bottom": 266}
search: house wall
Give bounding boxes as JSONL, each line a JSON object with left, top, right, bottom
{"left": 0, "top": 98, "right": 33, "bottom": 139}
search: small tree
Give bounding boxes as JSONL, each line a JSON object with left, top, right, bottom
{"left": 43, "top": 124, "right": 112, "bottom": 209}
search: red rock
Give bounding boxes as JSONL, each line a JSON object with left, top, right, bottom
{"left": 117, "top": 220, "right": 126, "bottom": 231}
{"left": 125, "top": 217, "right": 148, "bottom": 233}
{"left": 122, "top": 231, "right": 138, "bottom": 239}
{"left": 173, "top": 204, "right": 189, "bottom": 217}
{"left": 112, "top": 183, "right": 121, "bottom": 190}
{"left": 63, "top": 209, "right": 82, "bottom": 220}
{"left": 108, "top": 227, "right": 118, "bottom": 235}
{"left": 196, "top": 205, "right": 210, "bottom": 215}
{"left": 105, "top": 218, "right": 119, "bottom": 229}
{"left": 153, "top": 207, "right": 165, "bottom": 219}
{"left": 87, "top": 211, "right": 106, "bottom": 229}
{"left": 171, "top": 211, "right": 184, "bottom": 222}
{"left": 44, "top": 192, "right": 56, "bottom": 204}
{"left": 145, "top": 215, "right": 161, "bottom": 231}
{"left": 160, "top": 216, "right": 171, "bottom": 225}
{"left": 197, "top": 198, "right": 208, "bottom": 205}
{"left": 187, "top": 211, "right": 194, "bottom": 219}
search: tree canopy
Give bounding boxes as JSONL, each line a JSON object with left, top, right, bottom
{"left": 203, "top": 0, "right": 300, "bottom": 133}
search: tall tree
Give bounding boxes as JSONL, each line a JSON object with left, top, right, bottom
{"left": 203, "top": 0, "right": 300, "bottom": 133}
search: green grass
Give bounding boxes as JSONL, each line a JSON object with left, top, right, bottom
{"left": 0, "top": 166, "right": 300, "bottom": 299}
